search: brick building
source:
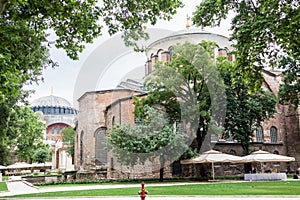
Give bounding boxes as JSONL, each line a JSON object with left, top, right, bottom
{"left": 75, "top": 29, "right": 299, "bottom": 179}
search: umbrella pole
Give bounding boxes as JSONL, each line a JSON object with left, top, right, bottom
{"left": 212, "top": 162, "right": 215, "bottom": 180}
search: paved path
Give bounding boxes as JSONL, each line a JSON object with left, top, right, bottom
{"left": 1, "top": 181, "right": 206, "bottom": 197}
{"left": 1, "top": 180, "right": 300, "bottom": 200}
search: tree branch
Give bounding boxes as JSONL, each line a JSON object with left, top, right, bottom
{"left": 0, "top": 0, "right": 8, "bottom": 15}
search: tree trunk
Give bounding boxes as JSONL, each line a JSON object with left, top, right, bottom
{"left": 0, "top": 0, "right": 8, "bottom": 14}
{"left": 159, "top": 156, "right": 165, "bottom": 182}
{"left": 197, "top": 126, "right": 210, "bottom": 153}
{"left": 196, "top": 127, "right": 202, "bottom": 152}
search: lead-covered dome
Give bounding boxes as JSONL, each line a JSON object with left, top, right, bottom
{"left": 31, "top": 95, "right": 77, "bottom": 115}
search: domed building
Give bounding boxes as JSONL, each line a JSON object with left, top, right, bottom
{"left": 75, "top": 27, "right": 299, "bottom": 179}
{"left": 74, "top": 29, "right": 237, "bottom": 179}
{"left": 31, "top": 94, "right": 77, "bottom": 171}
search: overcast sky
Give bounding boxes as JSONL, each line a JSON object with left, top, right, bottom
{"left": 26, "top": 1, "right": 233, "bottom": 107}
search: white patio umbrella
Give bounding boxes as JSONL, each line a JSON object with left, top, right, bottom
{"left": 243, "top": 150, "right": 295, "bottom": 163}
{"left": 31, "top": 162, "right": 52, "bottom": 168}
{"left": 7, "top": 162, "right": 32, "bottom": 169}
{"left": 181, "top": 149, "right": 245, "bottom": 180}
{"left": 242, "top": 150, "right": 295, "bottom": 173}
{"left": 0, "top": 165, "right": 7, "bottom": 170}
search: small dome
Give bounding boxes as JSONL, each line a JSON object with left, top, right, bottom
{"left": 31, "top": 95, "right": 77, "bottom": 115}
{"left": 31, "top": 95, "right": 72, "bottom": 108}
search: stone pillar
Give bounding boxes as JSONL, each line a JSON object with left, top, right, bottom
{"left": 147, "top": 60, "right": 152, "bottom": 75}
{"left": 145, "top": 63, "right": 148, "bottom": 76}
{"left": 151, "top": 54, "right": 158, "bottom": 64}
{"left": 228, "top": 53, "right": 234, "bottom": 61}
{"left": 218, "top": 48, "right": 227, "bottom": 56}
{"left": 161, "top": 51, "right": 170, "bottom": 62}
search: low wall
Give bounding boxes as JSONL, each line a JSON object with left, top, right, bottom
{"left": 22, "top": 176, "right": 62, "bottom": 184}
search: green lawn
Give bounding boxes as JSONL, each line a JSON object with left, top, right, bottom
{"left": 6, "top": 181, "right": 300, "bottom": 198}
{"left": 0, "top": 182, "right": 7, "bottom": 192}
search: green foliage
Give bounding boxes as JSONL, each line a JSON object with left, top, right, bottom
{"left": 4, "top": 106, "right": 47, "bottom": 163}
{"left": 135, "top": 41, "right": 277, "bottom": 156}
{"left": 217, "top": 57, "right": 277, "bottom": 154}
{"left": 61, "top": 126, "right": 75, "bottom": 158}
{"left": 107, "top": 106, "right": 189, "bottom": 181}
{"left": 0, "top": 17, "right": 48, "bottom": 164}
{"left": 33, "top": 148, "right": 50, "bottom": 164}
{"left": 278, "top": 55, "right": 300, "bottom": 107}
{"left": 134, "top": 42, "right": 225, "bottom": 152}
{"left": 0, "top": 0, "right": 183, "bottom": 165}
{"left": 2, "top": 1, "right": 102, "bottom": 60}
{"left": 102, "top": 0, "right": 183, "bottom": 51}
{"left": 193, "top": 0, "right": 300, "bottom": 91}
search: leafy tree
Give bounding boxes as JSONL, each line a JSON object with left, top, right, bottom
{"left": 33, "top": 148, "right": 50, "bottom": 164}
{"left": 217, "top": 56, "right": 277, "bottom": 155}
{"left": 135, "top": 41, "right": 277, "bottom": 158}
{"left": 0, "top": 17, "right": 48, "bottom": 163}
{"left": 61, "top": 126, "right": 75, "bottom": 159}
{"left": 193, "top": 0, "right": 300, "bottom": 91}
{"left": 4, "top": 106, "right": 47, "bottom": 163}
{"left": 107, "top": 106, "right": 189, "bottom": 182}
{"left": 134, "top": 42, "right": 226, "bottom": 153}
{"left": 0, "top": 0, "right": 183, "bottom": 164}
{"left": 278, "top": 55, "right": 300, "bottom": 107}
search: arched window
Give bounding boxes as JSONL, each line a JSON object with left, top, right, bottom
{"left": 46, "top": 107, "right": 51, "bottom": 114}
{"left": 273, "top": 150, "right": 279, "bottom": 155}
{"left": 42, "top": 107, "right": 47, "bottom": 114}
{"left": 57, "top": 126, "right": 60, "bottom": 134}
{"left": 157, "top": 49, "right": 164, "bottom": 61}
{"left": 270, "top": 126, "right": 278, "bottom": 143}
{"left": 112, "top": 116, "right": 115, "bottom": 126}
{"left": 95, "top": 128, "right": 107, "bottom": 165}
{"left": 256, "top": 125, "right": 264, "bottom": 142}
{"left": 50, "top": 107, "right": 55, "bottom": 114}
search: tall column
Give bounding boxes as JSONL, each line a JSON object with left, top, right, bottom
{"left": 161, "top": 51, "right": 170, "bottom": 62}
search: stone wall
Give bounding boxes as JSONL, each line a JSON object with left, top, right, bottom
{"left": 105, "top": 95, "right": 172, "bottom": 179}
{"left": 75, "top": 89, "right": 143, "bottom": 172}
{"left": 75, "top": 70, "right": 300, "bottom": 179}
{"left": 284, "top": 106, "right": 300, "bottom": 171}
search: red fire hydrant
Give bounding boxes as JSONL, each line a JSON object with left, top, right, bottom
{"left": 138, "top": 181, "right": 148, "bottom": 200}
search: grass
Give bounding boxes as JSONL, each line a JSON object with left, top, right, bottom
{"left": 37, "top": 178, "right": 197, "bottom": 188}
{"left": 0, "top": 182, "right": 7, "bottom": 192}
{"left": 6, "top": 181, "right": 300, "bottom": 198}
